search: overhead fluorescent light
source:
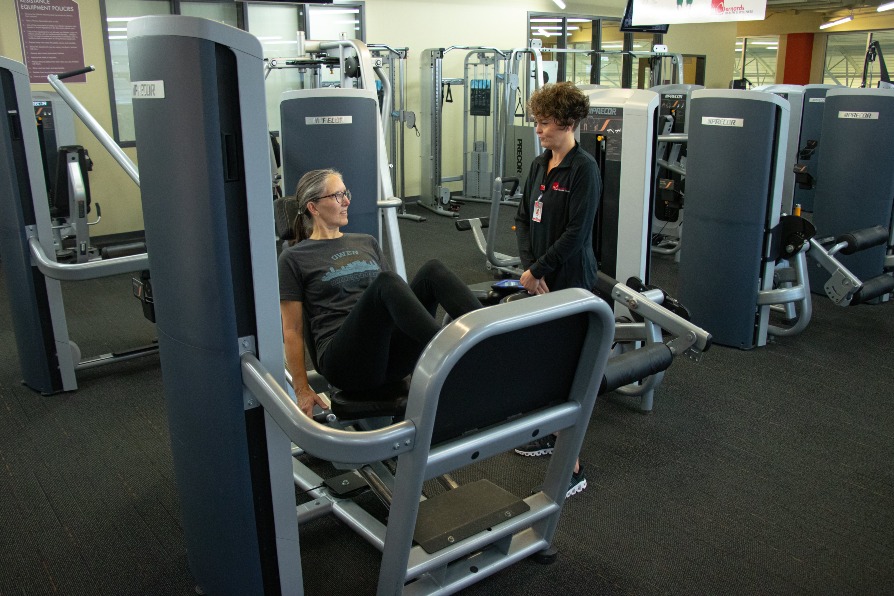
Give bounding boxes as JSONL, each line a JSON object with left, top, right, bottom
{"left": 552, "top": 0, "right": 567, "bottom": 9}
{"left": 538, "top": 28, "right": 550, "bottom": 37}
{"left": 878, "top": 1, "right": 894, "bottom": 11}
{"left": 311, "top": 8, "right": 359, "bottom": 14}
{"left": 819, "top": 15, "right": 853, "bottom": 29}
{"left": 531, "top": 18, "right": 562, "bottom": 23}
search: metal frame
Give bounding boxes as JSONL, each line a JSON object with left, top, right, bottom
{"left": 245, "top": 289, "right": 616, "bottom": 595}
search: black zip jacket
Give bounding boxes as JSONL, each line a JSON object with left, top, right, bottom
{"left": 514, "top": 143, "right": 602, "bottom": 291}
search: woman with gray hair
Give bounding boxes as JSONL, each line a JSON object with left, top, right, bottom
{"left": 278, "top": 169, "right": 481, "bottom": 417}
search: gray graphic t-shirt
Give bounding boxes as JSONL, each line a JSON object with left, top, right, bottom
{"left": 278, "top": 233, "right": 388, "bottom": 359}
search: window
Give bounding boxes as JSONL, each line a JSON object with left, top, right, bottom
{"left": 102, "top": 0, "right": 172, "bottom": 145}
{"left": 733, "top": 36, "right": 779, "bottom": 88}
{"left": 824, "top": 30, "right": 894, "bottom": 88}
{"left": 248, "top": 3, "right": 365, "bottom": 135}
{"left": 528, "top": 14, "right": 625, "bottom": 86}
{"left": 101, "top": 1, "right": 363, "bottom": 146}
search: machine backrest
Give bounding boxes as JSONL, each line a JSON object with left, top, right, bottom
{"left": 407, "top": 288, "right": 614, "bottom": 448}
{"left": 679, "top": 90, "right": 788, "bottom": 349}
{"left": 431, "top": 311, "right": 591, "bottom": 445}
{"left": 279, "top": 89, "right": 380, "bottom": 237}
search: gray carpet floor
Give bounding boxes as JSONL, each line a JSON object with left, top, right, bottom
{"left": 1, "top": 200, "right": 892, "bottom": 595}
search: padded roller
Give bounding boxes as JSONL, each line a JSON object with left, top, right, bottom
{"left": 100, "top": 242, "right": 147, "bottom": 259}
{"left": 599, "top": 343, "right": 673, "bottom": 395}
{"left": 594, "top": 271, "right": 620, "bottom": 302}
{"left": 454, "top": 216, "right": 489, "bottom": 231}
{"left": 837, "top": 225, "right": 889, "bottom": 255}
{"left": 851, "top": 274, "right": 894, "bottom": 305}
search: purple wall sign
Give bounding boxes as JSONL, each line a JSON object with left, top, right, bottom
{"left": 16, "top": 0, "right": 87, "bottom": 84}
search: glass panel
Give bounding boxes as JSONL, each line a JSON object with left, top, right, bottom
{"left": 565, "top": 18, "right": 595, "bottom": 85}
{"left": 246, "top": 3, "right": 301, "bottom": 135}
{"left": 104, "top": 0, "right": 172, "bottom": 144}
{"left": 307, "top": 5, "right": 362, "bottom": 41}
{"left": 530, "top": 16, "right": 562, "bottom": 84}
{"left": 824, "top": 32, "right": 868, "bottom": 87}
{"left": 734, "top": 36, "right": 778, "bottom": 88}
{"left": 869, "top": 30, "right": 894, "bottom": 87}
{"left": 631, "top": 32, "right": 655, "bottom": 88}
{"left": 599, "top": 19, "right": 623, "bottom": 88}
{"left": 823, "top": 31, "right": 894, "bottom": 88}
{"left": 733, "top": 38, "right": 744, "bottom": 80}
{"left": 179, "top": 1, "right": 238, "bottom": 26}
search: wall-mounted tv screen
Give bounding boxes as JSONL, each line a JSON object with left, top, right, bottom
{"left": 620, "top": 0, "right": 670, "bottom": 34}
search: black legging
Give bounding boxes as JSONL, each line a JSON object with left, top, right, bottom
{"left": 317, "top": 259, "right": 481, "bottom": 392}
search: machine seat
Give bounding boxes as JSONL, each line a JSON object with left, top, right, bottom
{"left": 328, "top": 380, "right": 408, "bottom": 420}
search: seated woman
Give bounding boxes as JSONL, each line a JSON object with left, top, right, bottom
{"left": 278, "top": 169, "right": 481, "bottom": 417}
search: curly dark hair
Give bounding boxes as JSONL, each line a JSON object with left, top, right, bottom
{"left": 528, "top": 82, "right": 590, "bottom": 129}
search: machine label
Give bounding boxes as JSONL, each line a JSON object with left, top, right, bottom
{"left": 838, "top": 111, "right": 879, "bottom": 120}
{"left": 131, "top": 81, "right": 165, "bottom": 99}
{"left": 808, "top": 98, "right": 826, "bottom": 103}
{"left": 305, "top": 116, "right": 353, "bottom": 125}
{"left": 581, "top": 107, "right": 624, "bottom": 162}
{"left": 702, "top": 117, "right": 744, "bottom": 127}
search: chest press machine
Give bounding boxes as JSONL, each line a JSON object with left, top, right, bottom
{"left": 677, "top": 90, "right": 893, "bottom": 350}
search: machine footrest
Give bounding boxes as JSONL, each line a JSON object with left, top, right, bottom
{"left": 414, "top": 479, "right": 529, "bottom": 554}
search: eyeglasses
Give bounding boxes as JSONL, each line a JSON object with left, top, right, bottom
{"left": 314, "top": 189, "right": 352, "bottom": 205}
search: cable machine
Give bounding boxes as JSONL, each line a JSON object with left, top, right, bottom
{"left": 420, "top": 46, "right": 512, "bottom": 217}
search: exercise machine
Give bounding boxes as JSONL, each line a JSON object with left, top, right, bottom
{"left": 265, "top": 38, "right": 419, "bottom": 221}
{"left": 369, "top": 44, "right": 423, "bottom": 222}
{"left": 278, "top": 37, "right": 405, "bottom": 278}
{"left": 419, "top": 46, "right": 505, "bottom": 216}
{"left": 808, "top": 87, "right": 894, "bottom": 300}
{"left": 420, "top": 46, "right": 544, "bottom": 216}
{"left": 861, "top": 40, "right": 892, "bottom": 89}
{"left": 459, "top": 86, "right": 712, "bottom": 412}
{"left": 650, "top": 84, "right": 702, "bottom": 257}
{"left": 126, "top": 15, "right": 668, "bottom": 595}
{"left": 0, "top": 57, "right": 156, "bottom": 394}
{"left": 752, "top": 85, "right": 838, "bottom": 215}
{"left": 678, "top": 90, "right": 893, "bottom": 350}
{"left": 754, "top": 84, "right": 839, "bottom": 214}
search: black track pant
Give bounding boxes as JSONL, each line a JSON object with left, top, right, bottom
{"left": 318, "top": 259, "right": 480, "bottom": 392}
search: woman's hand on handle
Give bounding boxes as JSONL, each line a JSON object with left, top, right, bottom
{"left": 295, "top": 384, "right": 329, "bottom": 418}
{"left": 520, "top": 269, "right": 549, "bottom": 295}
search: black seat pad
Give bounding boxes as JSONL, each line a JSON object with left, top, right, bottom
{"left": 329, "top": 379, "right": 409, "bottom": 420}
